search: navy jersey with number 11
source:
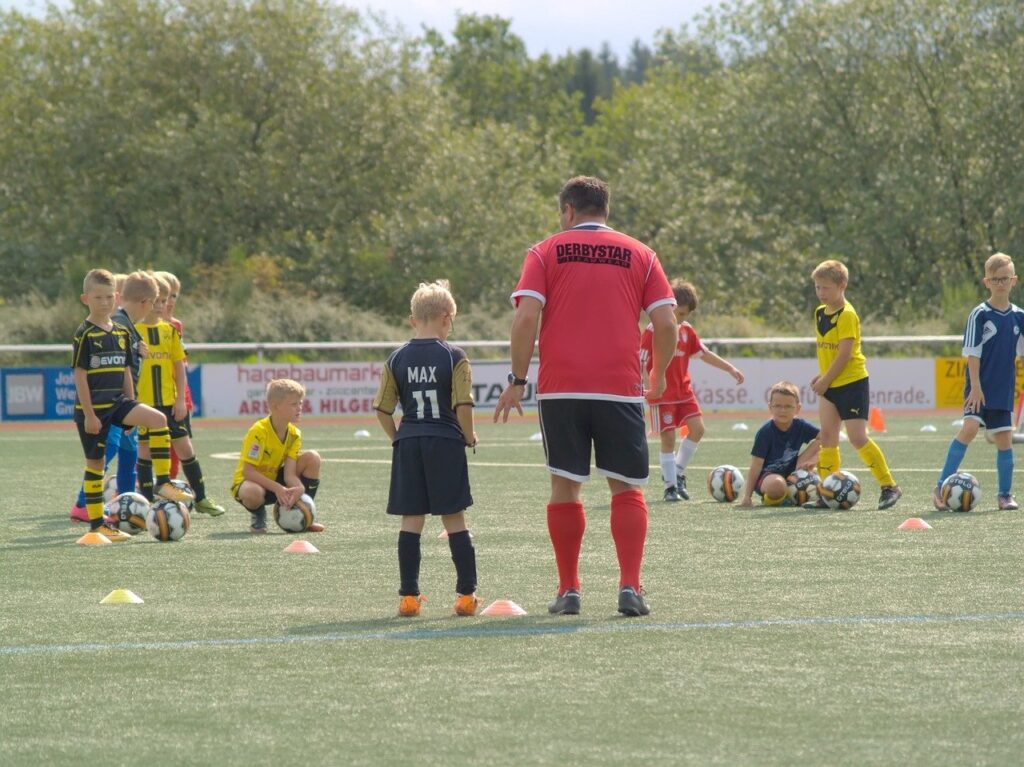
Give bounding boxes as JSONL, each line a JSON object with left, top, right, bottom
{"left": 373, "top": 339, "right": 474, "bottom": 442}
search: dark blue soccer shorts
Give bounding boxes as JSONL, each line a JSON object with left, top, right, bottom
{"left": 823, "top": 377, "right": 870, "bottom": 421}
{"left": 75, "top": 395, "right": 141, "bottom": 460}
{"left": 964, "top": 407, "right": 1013, "bottom": 433}
{"left": 538, "top": 398, "right": 649, "bottom": 485}
{"left": 387, "top": 436, "right": 473, "bottom": 516}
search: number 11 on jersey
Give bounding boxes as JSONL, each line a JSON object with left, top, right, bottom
{"left": 411, "top": 389, "right": 439, "bottom": 419}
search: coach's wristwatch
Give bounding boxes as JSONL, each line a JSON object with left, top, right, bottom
{"left": 507, "top": 373, "right": 528, "bottom": 387}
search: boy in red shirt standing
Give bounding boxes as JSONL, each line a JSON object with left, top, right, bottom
{"left": 640, "top": 280, "right": 744, "bottom": 502}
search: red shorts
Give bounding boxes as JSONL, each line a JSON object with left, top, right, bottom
{"left": 648, "top": 399, "right": 702, "bottom": 434}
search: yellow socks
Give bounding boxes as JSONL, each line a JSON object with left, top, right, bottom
{"left": 856, "top": 439, "right": 895, "bottom": 487}
{"left": 83, "top": 467, "right": 104, "bottom": 522}
{"left": 817, "top": 446, "right": 840, "bottom": 479}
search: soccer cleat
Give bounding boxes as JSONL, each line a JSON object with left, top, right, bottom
{"left": 877, "top": 485, "right": 903, "bottom": 510}
{"left": 676, "top": 474, "right": 689, "bottom": 500}
{"left": 617, "top": 586, "right": 650, "bottom": 617}
{"left": 92, "top": 524, "right": 132, "bottom": 542}
{"left": 156, "top": 482, "right": 194, "bottom": 505}
{"left": 663, "top": 486, "right": 681, "bottom": 502}
{"left": 248, "top": 526, "right": 268, "bottom": 535}
{"left": 998, "top": 494, "right": 1019, "bottom": 511}
{"left": 803, "top": 498, "right": 829, "bottom": 509}
{"left": 548, "top": 589, "right": 582, "bottom": 615}
{"left": 70, "top": 503, "right": 90, "bottom": 522}
{"left": 193, "top": 497, "right": 226, "bottom": 516}
{"left": 932, "top": 485, "right": 947, "bottom": 511}
{"left": 398, "top": 594, "right": 426, "bottom": 617}
{"left": 453, "top": 593, "right": 480, "bottom": 616}
{"left": 307, "top": 522, "right": 325, "bottom": 533}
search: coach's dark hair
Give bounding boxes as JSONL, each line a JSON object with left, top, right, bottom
{"left": 559, "top": 176, "right": 610, "bottom": 217}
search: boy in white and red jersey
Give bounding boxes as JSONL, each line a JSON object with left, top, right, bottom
{"left": 640, "top": 280, "right": 744, "bottom": 502}
{"left": 494, "top": 176, "right": 677, "bottom": 618}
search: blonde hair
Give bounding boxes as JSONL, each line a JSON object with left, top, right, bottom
{"left": 113, "top": 273, "right": 128, "bottom": 293}
{"left": 769, "top": 380, "right": 800, "bottom": 404}
{"left": 83, "top": 269, "right": 115, "bottom": 292}
{"left": 148, "top": 271, "right": 171, "bottom": 299}
{"left": 671, "top": 279, "right": 698, "bottom": 312}
{"left": 266, "top": 378, "right": 306, "bottom": 403}
{"left": 985, "top": 252, "right": 1015, "bottom": 276}
{"left": 410, "top": 279, "right": 457, "bottom": 322}
{"left": 811, "top": 259, "right": 849, "bottom": 285}
{"left": 120, "top": 271, "right": 159, "bottom": 303}
{"left": 154, "top": 270, "right": 181, "bottom": 293}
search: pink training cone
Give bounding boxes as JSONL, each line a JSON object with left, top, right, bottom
{"left": 898, "top": 517, "right": 932, "bottom": 531}
{"left": 284, "top": 540, "right": 320, "bottom": 553}
{"left": 481, "top": 599, "right": 528, "bottom": 617}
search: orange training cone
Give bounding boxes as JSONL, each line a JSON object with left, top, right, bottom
{"left": 679, "top": 423, "right": 689, "bottom": 438}
{"left": 76, "top": 531, "right": 112, "bottom": 545}
{"left": 481, "top": 599, "right": 528, "bottom": 616}
{"left": 898, "top": 517, "right": 932, "bottom": 531}
{"left": 284, "top": 540, "right": 320, "bottom": 553}
{"left": 869, "top": 406, "right": 886, "bottom": 433}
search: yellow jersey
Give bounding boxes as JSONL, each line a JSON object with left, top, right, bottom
{"left": 136, "top": 321, "right": 186, "bottom": 407}
{"left": 231, "top": 416, "right": 302, "bottom": 492}
{"left": 814, "top": 301, "right": 868, "bottom": 388}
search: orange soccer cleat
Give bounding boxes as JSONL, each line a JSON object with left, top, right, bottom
{"left": 398, "top": 594, "right": 426, "bottom": 617}
{"left": 453, "top": 593, "right": 481, "bottom": 617}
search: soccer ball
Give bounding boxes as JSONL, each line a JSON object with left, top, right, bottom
{"left": 818, "top": 470, "right": 861, "bottom": 510}
{"left": 707, "top": 465, "right": 744, "bottom": 503}
{"left": 105, "top": 492, "right": 150, "bottom": 534}
{"left": 147, "top": 499, "right": 190, "bottom": 541}
{"left": 103, "top": 474, "right": 119, "bottom": 507}
{"left": 940, "top": 472, "right": 981, "bottom": 512}
{"left": 787, "top": 469, "right": 819, "bottom": 506}
{"left": 167, "top": 478, "right": 195, "bottom": 510}
{"left": 273, "top": 493, "right": 317, "bottom": 533}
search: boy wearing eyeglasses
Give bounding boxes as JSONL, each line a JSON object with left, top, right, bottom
{"left": 806, "top": 259, "right": 902, "bottom": 509}
{"left": 934, "top": 252, "right": 1024, "bottom": 511}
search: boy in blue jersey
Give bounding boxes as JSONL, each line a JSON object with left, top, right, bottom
{"left": 374, "top": 280, "right": 479, "bottom": 618}
{"left": 935, "top": 252, "right": 1024, "bottom": 510}
{"left": 740, "top": 381, "right": 821, "bottom": 507}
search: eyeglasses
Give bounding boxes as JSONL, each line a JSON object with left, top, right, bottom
{"left": 988, "top": 276, "right": 1015, "bottom": 285}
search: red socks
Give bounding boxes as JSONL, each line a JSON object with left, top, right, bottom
{"left": 547, "top": 502, "right": 585, "bottom": 592}
{"left": 610, "top": 489, "right": 648, "bottom": 590}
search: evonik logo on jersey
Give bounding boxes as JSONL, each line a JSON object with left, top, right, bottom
{"left": 90, "top": 353, "right": 127, "bottom": 368}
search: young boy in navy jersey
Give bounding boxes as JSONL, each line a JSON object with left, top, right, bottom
{"left": 739, "top": 381, "right": 821, "bottom": 507}
{"left": 374, "top": 280, "right": 479, "bottom": 617}
{"left": 934, "top": 252, "right": 1024, "bottom": 510}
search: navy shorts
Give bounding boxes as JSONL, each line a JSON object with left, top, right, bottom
{"left": 823, "top": 378, "right": 870, "bottom": 421}
{"left": 75, "top": 396, "right": 141, "bottom": 460}
{"left": 233, "top": 468, "right": 288, "bottom": 508}
{"left": 387, "top": 436, "right": 472, "bottom": 516}
{"left": 138, "top": 405, "right": 192, "bottom": 441}
{"left": 538, "top": 398, "right": 649, "bottom": 485}
{"left": 964, "top": 407, "right": 1013, "bottom": 433}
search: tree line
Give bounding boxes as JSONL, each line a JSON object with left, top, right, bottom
{"left": 1, "top": 0, "right": 1021, "bottom": 335}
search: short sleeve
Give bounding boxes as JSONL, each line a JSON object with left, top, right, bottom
{"left": 686, "top": 325, "right": 707, "bottom": 356}
{"left": 286, "top": 427, "right": 302, "bottom": 461}
{"left": 641, "top": 254, "right": 675, "bottom": 315}
{"left": 373, "top": 361, "right": 400, "bottom": 414}
{"left": 835, "top": 308, "right": 860, "bottom": 341}
{"left": 511, "top": 247, "right": 547, "bottom": 307}
{"left": 72, "top": 329, "right": 87, "bottom": 370}
{"left": 800, "top": 419, "right": 820, "bottom": 443}
{"left": 169, "top": 326, "right": 186, "bottom": 363}
{"left": 963, "top": 308, "right": 986, "bottom": 357}
{"left": 239, "top": 424, "right": 264, "bottom": 467}
{"left": 452, "top": 356, "right": 474, "bottom": 407}
{"left": 751, "top": 424, "right": 772, "bottom": 458}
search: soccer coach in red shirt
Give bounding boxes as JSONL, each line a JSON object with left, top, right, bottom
{"left": 494, "top": 176, "right": 677, "bottom": 616}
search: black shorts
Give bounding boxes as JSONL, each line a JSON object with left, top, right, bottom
{"left": 233, "top": 468, "right": 287, "bottom": 507}
{"left": 965, "top": 407, "right": 1013, "bottom": 433}
{"left": 387, "top": 436, "right": 472, "bottom": 516}
{"left": 538, "top": 398, "right": 649, "bottom": 485}
{"left": 74, "top": 396, "right": 141, "bottom": 460}
{"left": 823, "top": 378, "right": 870, "bottom": 421}
{"left": 138, "top": 405, "right": 192, "bottom": 441}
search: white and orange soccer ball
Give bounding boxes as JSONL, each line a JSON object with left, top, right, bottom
{"left": 105, "top": 492, "right": 150, "bottom": 535}
{"left": 708, "top": 465, "right": 744, "bottom": 503}
{"left": 940, "top": 472, "right": 980, "bottom": 512}
{"left": 147, "top": 499, "right": 190, "bottom": 541}
{"left": 786, "top": 469, "right": 818, "bottom": 506}
{"left": 273, "top": 493, "right": 317, "bottom": 533}
{"left": 818, "top": 470, "right": 861, "bottom": 510}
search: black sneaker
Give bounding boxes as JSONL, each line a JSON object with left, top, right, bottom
{"left": 676, "top": 474, "right": 690, "bottom": 500}
{"left": 548, "top": 589, "right": 581, "bottom": 615}
{"left": 617, "top": 586, "right": 650, "bottom": 616}
{"left": 803, "top": 498, "right": 829, "bottom": 509}
{"left": 664, "top": 486, "right": 681, "bottom": 502}
{"left": 878, "top": 485, "right": 903, "bottom": 510}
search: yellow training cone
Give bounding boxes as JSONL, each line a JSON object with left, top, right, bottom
{"left": 100, "top": 589, "right": 144, "bottom": 604}
{"left": 76, "top": 532, "right": 112, "bottom": 545}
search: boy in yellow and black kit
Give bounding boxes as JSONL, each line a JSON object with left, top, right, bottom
{"left": 808, "top": 260, "right": 901, "bottom": 509}
{"left": 135, "top": 273, "right": 225, "bottom": 516}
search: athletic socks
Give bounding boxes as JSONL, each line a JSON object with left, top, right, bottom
{"left": 856, "top": 439, "right": 895, "bottom": 487}
{"left": 997, "top": 448, "right": 1013, "bottom": 496}
{"left": 181, "top": 456, "right": 206, "bottom": 502}
{"left": 148, "top": 427, "right": 172, "bottom": 485}
{"left": 301, "top": 476, "right": 320, "bottom": 500}
{"left": 248, "top": 505, "right": 267, "bottom": 530}
{"left": 137, "top": 458, "right": 154, "bottom": 501}
{"left": 938, "top": 438, "right": 968, "bottom": 487}
{"left": 398, "top": 530, "right": 422, "bottom": 596}
{"left": 547, "top": 501, "right": 586, "bottom": 593}
{"left": 817, "top": 446, "right": 840, "bottom": 479}
{"left": 116, "top": 429, "right": 138, "bottom": 495}
{"left": 169, "top": 447, "right": 180, "bottom": 480}
{"left": 610, "top": 488, "right": 648, "bottom": 590}
{"left": 659, "top": 453, "right": 677, "bottom": 487}
{"left": 674, "top": 437, "right": 699, "bottom": 472}
{"left": 447, "top": 529, "right": 477, "bottom": 596}
{"left": 83, "top": 468, "right": 105, "bottom": 524}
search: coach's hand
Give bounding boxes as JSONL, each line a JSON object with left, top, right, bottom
{"left": 494, "top": 385, "right": 525, "bottom": 423}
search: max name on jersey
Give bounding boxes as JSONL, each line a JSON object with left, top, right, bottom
{"left": 408, "top": 366, "right": 437, "bottom": 383}
{"left": 90, "top": 352, "right": 127, "bottom": 368}
{"left": 555, "top": 242, "right": 632, "bottom": 268}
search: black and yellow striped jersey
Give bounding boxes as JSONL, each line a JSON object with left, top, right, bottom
{"left": 136, "top": 321, "right": 186, "bottom": 407}
{"left": 71, "top": 320, "right": 134, "bottom": 411}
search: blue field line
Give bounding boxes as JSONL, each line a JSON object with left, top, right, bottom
{"left": 2, "top": 610, "right": 1022, "bottom": 657}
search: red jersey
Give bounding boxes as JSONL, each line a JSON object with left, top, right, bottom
{"left": 511, "top": 223, "right": 675, "bottom": 401}
{"left": 169, "top": 316, "right": 194, "bottom": 412}
{"left": 640, "top": 321, "right": 707, "bottom": 404}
